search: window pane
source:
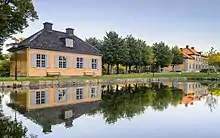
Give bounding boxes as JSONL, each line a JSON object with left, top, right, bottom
{"left": 59, "top": 56, "right": 62, "bottom": 60}
{"left": 63, "top": 62, "right": 66, "bottom": 68}
{"left": 41, "top": 54, "right": 45, "bottom": 59}
{"left": 36, "top": 60, "right": 41, "bottom": 67}
{"left": 41, "top": 60, "right": 46, "bottom": 67}
{"left": 41, "top": 99, "right": 45, "bottom": 104}
{"left": 36, "top": 54, "right": 41, "bottom": 59}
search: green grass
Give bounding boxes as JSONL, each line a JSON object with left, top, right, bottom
{"left": 0, "top": 72, "right": 220, "bottom": 82}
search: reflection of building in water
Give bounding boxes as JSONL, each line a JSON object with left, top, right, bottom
{"left": 164, "top": 82, "right": 209, "bottom": 96}
{"left": 7, "top": 84, "right": 101, "bottom": 133}
{"left": 163, "top": 82, "right": 209, "bottom": 107}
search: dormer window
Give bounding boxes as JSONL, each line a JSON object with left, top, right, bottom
{"left": 65, "top": 38, "right": 73, "bottom": 47}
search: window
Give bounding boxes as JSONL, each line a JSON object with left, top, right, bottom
{"left": 36, "top": 54, "right": 46, "bottom": 68}
{"left": 58, "top": 89, "right": 67, "bottom": 101}
{"left": 92, "top": 59, "right": 98, "bottom": 69}
{"left": 66, "top": 38, "right": 74, "bottom": 47}
{"left": 90, "top": 87, "right": 97, "bottom": 98}
{"left": 75, "top": 88, "right": 84, "bottom": 100}
{"left": 189, "top": 64, "right": 191, "bottom": 69}
{"left": 36, "top": 91, "right": 46, "bottom": 104}
{"left": 59, "top": 56, "right": 67, "bottom": 69}
{"left": 76, "top": 57, "right": 83, "bottom": 69}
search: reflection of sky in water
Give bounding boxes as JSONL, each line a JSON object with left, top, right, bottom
{"left": 1, "top": 82, "right": 220, "bottom": 138}
{"left": 2, "top": 94, "right": 220, "bottom": 138}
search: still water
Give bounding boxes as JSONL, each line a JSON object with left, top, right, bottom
{"left": 0, "top": 81, "right": 220, "bottom": 138}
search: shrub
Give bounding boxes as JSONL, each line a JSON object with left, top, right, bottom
{"left": 200, "top": 69, "right": 215, "bottom": 73}
{"left": 0, "top": 60, "right": 10, "bottom": 77}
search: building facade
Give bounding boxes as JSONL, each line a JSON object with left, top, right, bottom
{"left": 164, "top": 45, "right": 208, "bottom": 72}
{"left": 8, "top": 22, "right": 102, "bottom": 77}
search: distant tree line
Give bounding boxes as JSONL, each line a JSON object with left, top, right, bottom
{"left": 86, "top": 31, "right": 184, "bottom": 74}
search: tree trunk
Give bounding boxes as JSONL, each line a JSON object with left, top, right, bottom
{"left": 129, "top": 65, "right": 131, "bottom": 74}
{"left": 135, "top": 65, "right": 138, "bottom": 73}
{"left": 107, "top": 64, "right": 110, "bottom": 74}
{"left": 116, "top": 63, "right": 119, "bottom": 74}
{"left": 107, "top": 85, "right": 110, "bottom": 93}
{"left": 125, "top": 65, "right": 128, "bottom": 74}
{"left": 116, "top": 85, "right": 119, "bottom": 92}
{"left": 172, "top": 65, "right": 175, "bottom": 71}
{"left": 152, "top": 64, "right": 155, "bottom": 77}
{"left": 110, "top": 64, "right": 113, "bottom": 74}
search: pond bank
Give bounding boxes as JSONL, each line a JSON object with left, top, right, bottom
{"left": 0, "top": 77, "right": 188, "bottom": 88}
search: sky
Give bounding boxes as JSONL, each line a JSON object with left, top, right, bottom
{"left": 3, "top": 0, "right": 220, "bottom": 53}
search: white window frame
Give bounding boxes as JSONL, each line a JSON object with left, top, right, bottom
{"left": 59, "top": 56, "right": 67, "bottom": 69}
{"left": 66, "top": 38, "right": 74, "bottom": 47}
{"left": 36, "top": 54, "right": 46, "bottom": 68}
{"left": 90, "top": 86, "right": 98, "bottom": 98}
{"left": 75, "top": 87, "right": 84, "bottom": 100}
{"left": 91, "top": 59, "right": 98, "bottom": 69}
{"left": 57, "top": 88, "right": 67, "bottom": 102}
{"left": 36, "top": 91, "right": 46, "bottom": 104}
{"left": 76, "top": 57, "right": 83, "bottom": 69}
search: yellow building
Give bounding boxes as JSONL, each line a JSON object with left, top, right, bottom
{"left": 164, "top": 45, "right": 208, "bottom": 72}
{"left": 8, "top": 22, "right": 102, "bottom": 77}
{"left": 8, "top": 84, "right": 101, "bottom": 132}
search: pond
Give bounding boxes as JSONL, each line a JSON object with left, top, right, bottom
{"left": 0, "top": 81, "right": 220, "bottom": 138}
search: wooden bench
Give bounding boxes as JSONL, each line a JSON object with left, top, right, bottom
{"left": 46, "top": 72, "right": 60, "bottom": 77}
{"left": 84, "top": 71, "right": 94, "bottom": 76}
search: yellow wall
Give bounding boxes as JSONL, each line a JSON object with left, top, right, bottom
{"left": 10, "top": 49, "right": 28, "bottom": 76}
{"left": 10, "top": 85, "right": 102, "bottom": 110}
{"left": 28, "top": 49, "right": 102, "bottom": 76}
{"left": 10, "top": 48, "right": 102, "bottom": 76}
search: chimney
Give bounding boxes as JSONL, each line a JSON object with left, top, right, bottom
{"left": 43, "top": 22, "right": 53, "bottom": 30}
{"left": 186, "top": 45, "right": 189, "bottom": 48}
{"left": 191, "top": 47, "right": 194, "bottom": 50}
{"left": 66, "top": 28, "right": 74, "bottom": 35}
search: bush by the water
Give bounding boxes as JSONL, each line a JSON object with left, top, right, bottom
{"left": 200, "top": 68, "right": 216, "bottom": 73}
{"left": 0, "top": 60, "right": 10, "bottom": 77}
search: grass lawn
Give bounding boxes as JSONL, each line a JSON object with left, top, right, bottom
{"left": 0, "top": 72, "right": 220, "bottom": 82}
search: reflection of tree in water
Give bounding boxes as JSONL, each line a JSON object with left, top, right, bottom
{"left": 206, "top": 94, "right": 218, "bottom": 112}
{"left": 89, "top": 83, "right": 183, "bottom": 124}
{"left": 0, "top": 92, "right": 28, "bottom": 137}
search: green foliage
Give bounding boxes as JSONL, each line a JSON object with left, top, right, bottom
{"left": 103, "top": 31, "right": 125, "bottom": 65}
{"left": 152, "top": 42, "right": 172, "bottom": 70}
{"left": 171, "top": 46, "right": 184, "bottom": 68}
{"left": 85, "top": 37, "right": 103, "bottom": 51}
{"left": 89, "top": 83, "right": 183, "bottom": 124}
{"left": 0, "top": 95, "right": 27, "bottom": 138}
{"left": 124, "top": 35, "right": 141, "bottom": 66}
{"left": 0, "top": 0, "right": 38, "bottom": 47}
{"left": 0, "top": 60, "right": 10, "bottom": 77}
{"left": 0, "top": 117, "right": 27, "bottom": 138}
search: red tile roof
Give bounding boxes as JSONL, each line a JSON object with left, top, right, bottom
{"left": 180, "top": 46, "right": 206, "bottom": 59}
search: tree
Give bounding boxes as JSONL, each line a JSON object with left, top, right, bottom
{"left": 85, "top": 37, "right": 103, "bottom": 51}
{"left": 0, "top": 59, "right": 10, "bottom": 77}
{"left": 208, "top": 52, "right": 220, "bottom": 72}
{"left": 171, "top": 46, "right": 184, "bottom": 71}
{"left": 124, "top": 35, "right": 141, "bottom": 73}
{"left": 0, "top": 94, "right": 27, "bottom": 137}
{"left": 207, "top": 47, "right": 220, "bottom": 72}
{"left": 0, "top": 0, "right": 38, "bottom": 48}
{"left": 102, "top": 31, "right": 126, "bottom": 74}
{"left": 152, "top": 42, "right": 172, "bottom": 71}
